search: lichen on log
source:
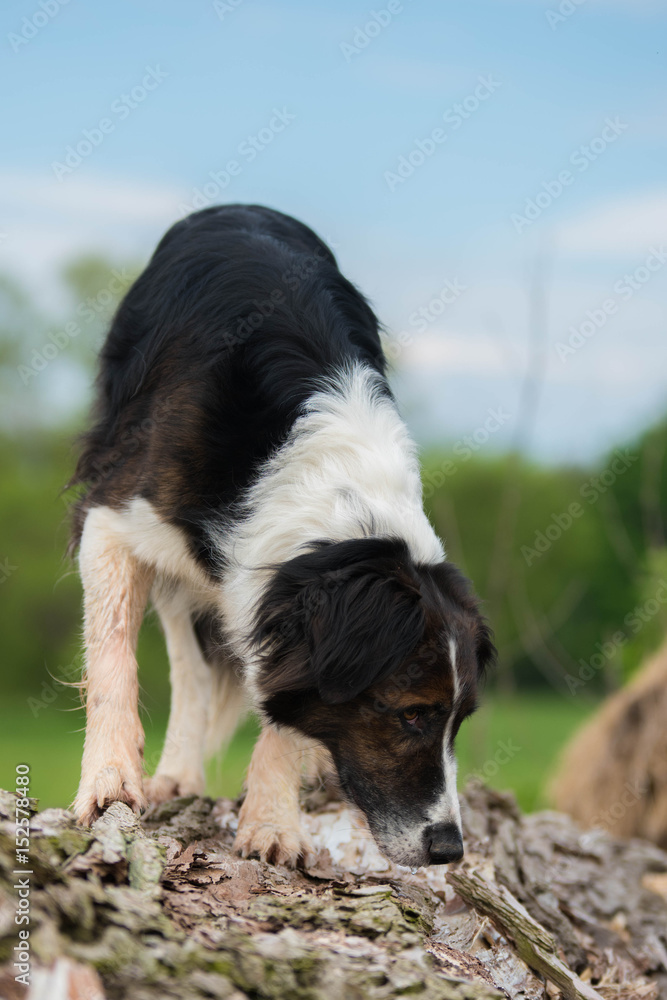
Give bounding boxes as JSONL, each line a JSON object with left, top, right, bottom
{"left": 0, "top": 784, "right": 666, "bottom": 999}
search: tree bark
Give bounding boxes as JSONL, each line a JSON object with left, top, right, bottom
{"left": 1, "top": 783, "right": 666, "bottom": 999}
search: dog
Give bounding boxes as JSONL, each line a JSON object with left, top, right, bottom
{"left": 69, "top": 204, "right": 495, "bottom": 868}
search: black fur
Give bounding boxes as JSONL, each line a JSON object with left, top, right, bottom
{"left": 254, "top": 537, "right": 496, "bottom": 712}
{"left": 70, "top": 204, "right": 389, "bottom": 569}
{"left": 253, "top": 538, "right": 426, "bottom": 704}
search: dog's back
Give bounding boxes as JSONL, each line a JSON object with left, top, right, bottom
{"left": 70, "top": 204, "right": 386, "bottom": 569}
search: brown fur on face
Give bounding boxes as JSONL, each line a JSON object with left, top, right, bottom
{"left": 256, "top": 540, "right": 494, "bottom": 865}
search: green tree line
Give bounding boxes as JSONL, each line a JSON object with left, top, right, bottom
{"left": 1, "top": 257, "right": 666, "bottom": 710}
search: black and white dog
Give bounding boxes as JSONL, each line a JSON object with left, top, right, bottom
{"left": 70, "top": 204, "right": 495, "bottom": 867}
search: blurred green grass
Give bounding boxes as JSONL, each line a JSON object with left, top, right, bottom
{"left": 0, "top": 691, "right": 592, "bottom": 814}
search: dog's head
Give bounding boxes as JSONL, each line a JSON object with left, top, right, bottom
{"left": 253, "top": 537, "right": 495, "bottom": 867}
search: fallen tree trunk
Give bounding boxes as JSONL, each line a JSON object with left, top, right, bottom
{"left": 1, "top": 783, "right": 666, "bottom": 999}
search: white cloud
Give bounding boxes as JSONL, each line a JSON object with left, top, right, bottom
{"left": 0, "top": 171, "right": 186, "bottom": 308}
{"left": 396, "top": 331, "right": 514, "bottom": 376}
{"left": 0, "top": 171, "right": 184, "bottom": 225}
{"left": 557, "top": 191, "right": 667, "bottom": 255}
{"left": 1, "top": 173, "right": 665, "bottom": 464}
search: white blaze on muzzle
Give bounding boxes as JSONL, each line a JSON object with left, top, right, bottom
{"left": 428, "top": 636, "right": 462, "bottom": 832}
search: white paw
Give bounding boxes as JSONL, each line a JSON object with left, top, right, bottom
{"left": 144, "top": 772, "right": 205, "bottom": 805}
{"left": 75, "top": 753, "right": 146, "bottom": 826}
{"left": 234, "top": 817, "right": 313, "bottom": 867}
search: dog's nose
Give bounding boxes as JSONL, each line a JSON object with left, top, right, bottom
{"left": 424, "top": 822, "right": 464, "bottom": 865}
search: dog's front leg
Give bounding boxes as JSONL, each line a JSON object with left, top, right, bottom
{"left": 234, "top": 725, "right": 315, "bottom": 866}
{"left": 74, "top": 510, "right": 155, "bottom": 825}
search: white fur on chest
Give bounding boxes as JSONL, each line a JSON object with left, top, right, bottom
{"left": 219, "top": 365, "right": 444, "bottom": 680}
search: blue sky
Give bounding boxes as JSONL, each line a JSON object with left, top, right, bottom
{"left": 2, "top": 0, "right": 666, "bottom": 463}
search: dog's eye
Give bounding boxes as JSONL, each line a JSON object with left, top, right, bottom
{"left": 401, "top": 709, "right": 420, "bottom": 726}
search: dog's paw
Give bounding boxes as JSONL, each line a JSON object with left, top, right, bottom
{"left": 144, "top": 772, "right": 205, "bottom": 805}
{"left": 234, "top": 818, "right": 313, "bottom": 867}
{"left": 75, "top": 760, "right": 146, "bottom": 827}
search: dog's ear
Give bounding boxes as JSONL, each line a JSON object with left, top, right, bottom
{"left": 253, "top": 538, "right": 425, "bottom": 705}
{"left": 306, "top": 549, "right": 425, "bottom": 704}
{"left": 474, "top": 616, "right": 497, "bottom": 680}
{"left": 430, "top": 561, "right": 496, "bottom": 680}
